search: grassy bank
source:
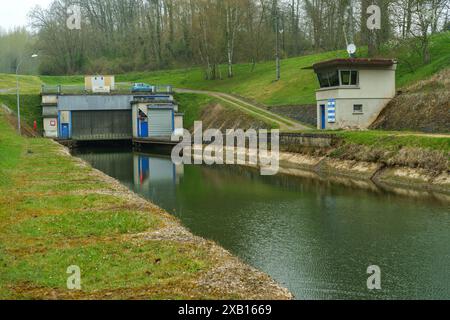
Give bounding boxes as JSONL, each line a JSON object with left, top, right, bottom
{"left": 0, "top": 94, "right": 42, "bottom": 131}
{"left": 281, "top": 130, "right": 449, "bottom": 173}
{"left": 389, "top": 32, "right": 450, "bottom": 88}
{"left": 0, "top": 74, "right": 42, "bottom": 94}
{"left": 0, "top": 111, "right": 290, "bottom": 300}
{"left": 333, "top": 133, "right": 449, "bottom": 172}
{"left": 328, "top": 131, "right": 449, "bottom": 172}
{"left": 335, "top": 131, "right": 450, "bottom": 153}
{"left": 175, "top": 93, "right": 216, "bottom": 130}
{"left": 176, "top": 93, "right": 279, "bottom": 130}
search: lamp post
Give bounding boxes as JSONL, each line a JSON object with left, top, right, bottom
{"left": 16, "top": 54, "right": 38, "bottom": 134}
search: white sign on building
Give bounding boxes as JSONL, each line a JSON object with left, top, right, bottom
{"left": 327, "top": 99, "right": 336, "bottom": 123}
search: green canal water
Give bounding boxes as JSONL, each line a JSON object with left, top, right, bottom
{"left": 75, "top": 148, "right": 450, "bottom": 300}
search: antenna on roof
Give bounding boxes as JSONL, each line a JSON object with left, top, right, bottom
{"left": 347, "top": 44, "right": 357, "bottom": 57}
{"left": 343, "top": 25, "right": 357, "bottom": 58}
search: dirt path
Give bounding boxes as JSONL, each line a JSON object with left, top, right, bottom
{"left": 175, "top": 88, "right": 312, "bottom": 131}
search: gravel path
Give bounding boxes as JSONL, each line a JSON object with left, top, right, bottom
{"left": 175, "top": 88, "right": 311, "bottom": 131}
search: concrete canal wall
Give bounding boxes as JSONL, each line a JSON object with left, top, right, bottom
{"left": 192, "top": 140, "right": 449, "bottom": 199}
{"left": 278, "top": 152, "right": 450, "bottom": 199}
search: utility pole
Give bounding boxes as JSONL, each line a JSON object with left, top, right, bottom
{"left": 16, "top": 54, "right": 38, "bottom": 135}
{"left": 274, "top": 0, "right": 281, "bottom": 81}
{"left": 16, "top": 62, "right": 21, "bottom": 134}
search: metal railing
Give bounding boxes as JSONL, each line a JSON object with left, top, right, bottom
{"left": 41, "top": 83, "right": 174, "bottom": 95}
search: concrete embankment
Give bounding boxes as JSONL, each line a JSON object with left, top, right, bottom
{"left": 275, "top": 132, "right": 450, "bottom": 198}
{"left": 278, "top": 152, "right": 450, "bottom": 201}
{"left": 195, "top": 131, "right": 449, "bottom": 200}
{"left": 0, "top": 111, "right": 292, "bottom": 300}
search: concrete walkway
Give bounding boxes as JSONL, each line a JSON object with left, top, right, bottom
{"left": 175, "top": 88, "right": 312, "bottom": 132}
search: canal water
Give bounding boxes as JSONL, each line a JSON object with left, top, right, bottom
{"left": 75, "top": 148, "right": 450, "bottom": 300}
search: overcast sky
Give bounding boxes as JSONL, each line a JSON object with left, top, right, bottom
{"left": 0, "top": 0, "right": 53, "bottom": 30}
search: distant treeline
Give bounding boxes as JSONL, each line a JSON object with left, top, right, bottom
{"left": 0, "top": 28, "right": 38, "bottom": 74}
{"left": 1, "top": 0, "right": 449, "bottom": 76}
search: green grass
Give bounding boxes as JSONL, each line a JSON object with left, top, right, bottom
{"left": 1, "top": 241, "right": 207, "bottom": 293}
{"left": 335, "top": 131, "right": 450, "bottom": 153}
{"left": 0, "top": 115, "right": 23, "bottom": 186}
{"left": 384, "top": 32, "right": 450, "bottom": 88}
{"left": 175, "top": 93, "right": 216, "bottom": 129}
{"left": 219, "top": 99, "right": 281, "bottom": 129}
{"left": 117, "top": 49, "right": 348, "bottom": 106}
{"left": 0, "top": 112, "right": 260, "bottom": 300}
{"left": 176, "top": 93, "right": 279, "bottom": 129}
{"left": 10, "top": 210, "right": 160, "bottom": 238}
{"left": 24, "top": 49, "right": 346, "bottom": 105}
{"left": 0, "top": 74, "right": 42, "bottom": 94}
{"left": 39, "top": 75, "right": 84, "bottom": 85}
{"left": 0, "top": 94, "right": 42, "bottom": 131}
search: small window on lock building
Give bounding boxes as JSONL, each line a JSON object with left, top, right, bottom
{"left": 353, "top": 104, "right": 363, "bottom": 114}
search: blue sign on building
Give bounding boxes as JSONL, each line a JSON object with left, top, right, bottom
{"left": 327, "top": 99, "right": 336, "bottom": 123}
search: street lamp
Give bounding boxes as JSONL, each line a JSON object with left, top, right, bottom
{"left": 16, "top": 54, "right": 38, "bottom": 134}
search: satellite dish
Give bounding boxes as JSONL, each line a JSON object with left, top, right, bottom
{"left": 347, "top": 44, "right": 357, "bottom": 56}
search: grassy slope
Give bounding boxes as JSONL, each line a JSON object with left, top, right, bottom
{"left": 390, "top": 32, "right": 450, "bottom": 88}
{"left": 0, "top": 74, "right": 42, "bottom": 94}
{"left": 0, "top": 95, "right": 43, "bottom": 132}
{"left": 0, "top": 112, "right": 202, "bottom": 299}
{"left": 32, "top": 32, "right": 450, "bottom": 107}
{"left": 371, "top": 68, "right": 450, "bottom": 133}
{"left": 0, "top": 48, "right": 348, "bottom": 109}
{"left": 117, "top": 50, "right": 348, "bottom": 106}
{"left": 331, "top": 130, "right": 449, "bottom": 172}
{"left": 31, "top": 50, "right": 346, "bottom": 105}
{"left": 335, "top": 131, "right": 450, "bottom": 153}
{"left": 0, "top": 34, "right": 448, "bottom": 104}
{"left": 176, "top": 93, "right": 278, "bottom": 130}
{"left": 0, "top": 32, "right": 447, "bottom": 128}
{"left": 0, "top": 112, "right": 288, "bottom": 300}
{"left": 176, "top": 93, "right": 215, "bottom": 130}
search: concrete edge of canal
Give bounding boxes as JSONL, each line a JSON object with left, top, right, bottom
{"left": 187, "top": 145, "right": 449, "bottom": 202}
{"left": 277, "top": 152, "right": 450, "bottom": 201}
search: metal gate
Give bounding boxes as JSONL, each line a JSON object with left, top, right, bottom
{"left": 148, "top": 109, "right": 173, "bottom": 137}
{"left": 71, "top": 110, "right": 132, "bottom": 141}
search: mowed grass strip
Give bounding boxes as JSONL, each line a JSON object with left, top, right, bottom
{"left": 0, "top": 113, "right": 23, "bottom": 186}
{"left": 0, "top": 112, "right": 223, "bottom": 299}
{"left": 9, "top": 210, "right": 160, "bottom": 238}
{"left": 1, "top": 241, "right": 210, "bottom": 299}
{"left": 335, "top": 130, "right": 450, "bottom": 153}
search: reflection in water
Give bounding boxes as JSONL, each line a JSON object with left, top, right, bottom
{"left": 134, "top": 153, "right": 184, "bottom": 187}
{"left": 80, "top": 150, "right": 184, "bottom": 212}
{"left": 133, "top": 153, "right": 184, "bottom": 211}
{"left": 76, "top": 149, "right": 450, "bottom": 300}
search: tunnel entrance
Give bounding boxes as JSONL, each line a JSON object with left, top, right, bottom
{"left": 71, "top": 110, "right": 132, "bottom": 141}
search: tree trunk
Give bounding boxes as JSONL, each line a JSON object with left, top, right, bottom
{"left": 274, "top": 0, "right": 280, "bottom": 81}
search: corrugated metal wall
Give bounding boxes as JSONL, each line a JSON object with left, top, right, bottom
{"left": 148, "top": 109, "right": 173, "bottom": 137}
{"left": 72, "top": 110, "right": 132, "bottom": 141}
{"left": 58, "top": 95, "right": 134, "bottom": 111}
